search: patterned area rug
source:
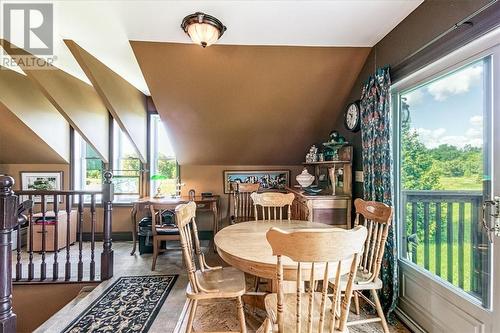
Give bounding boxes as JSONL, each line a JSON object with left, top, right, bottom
{"left": 62, "top": 275, "right": 178, "bottom": 333}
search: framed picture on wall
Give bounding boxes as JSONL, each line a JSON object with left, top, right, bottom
{"left": 20, "top": 171, "right": 63, "bottom": 203}
{"left": 223, "top": 170, "right": 290, "bottom": 194}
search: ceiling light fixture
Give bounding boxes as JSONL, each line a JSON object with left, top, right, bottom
{"left": 181, "top": 12, "right": 226, "bottom": 48}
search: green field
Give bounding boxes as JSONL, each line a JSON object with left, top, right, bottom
{"left": 439, "top": 176, "right": 482, "bottom": 191}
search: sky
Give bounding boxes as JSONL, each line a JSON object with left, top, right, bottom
{"left": 401, "top": 59, "right": 486, "bottom": 149}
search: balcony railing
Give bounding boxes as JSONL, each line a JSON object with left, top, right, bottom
{"left": 401, "top": 190, "right": 489, "bottom": 306}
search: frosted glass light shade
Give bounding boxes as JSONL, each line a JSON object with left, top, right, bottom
{"left": 187, "top": 23, "right": 220, "bottom": 47}
{"left": 181, "top": 12, "right": 226, "bottom": 48}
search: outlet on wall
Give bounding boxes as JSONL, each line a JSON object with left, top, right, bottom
{"left": 355, "top": 171, "right": 364, "bottom": 183}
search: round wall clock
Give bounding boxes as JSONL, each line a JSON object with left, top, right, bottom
{"left": 344, "top": 101, "right": 361, "bottom": 132}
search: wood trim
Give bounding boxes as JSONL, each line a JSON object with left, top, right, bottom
{"left": 392, "top": 0, "right": 500, "bottom": 82}
{"left": 69, "top": 127, "right": 75, "bottom": 190}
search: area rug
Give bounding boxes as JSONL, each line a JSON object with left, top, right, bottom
{"left": 62, "top": 275, "right": 178, "bottom": 333}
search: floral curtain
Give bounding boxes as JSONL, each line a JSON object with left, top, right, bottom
{"left": 360, "top": 66, "right": 398, "bottom": 318}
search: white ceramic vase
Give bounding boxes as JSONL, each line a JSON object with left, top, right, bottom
{"left": 296, "top": 168, "right": 315, "bottom": 188}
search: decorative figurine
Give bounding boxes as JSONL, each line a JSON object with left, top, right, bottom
{"left": 323, "top": 130, "right": 348, "bottom": 161}
{"left": 305, "top": 145, "right": 319, "bottom": 163}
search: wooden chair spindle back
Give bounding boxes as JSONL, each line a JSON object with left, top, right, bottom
{"left": 266, "top": 226, "right": 367, "bottom": 333}
{"left": 175, "top": 202, "right": 206, "bottom": 293}
{"left": 232, "top": 182, "right": 261, "bottom": 223}
{"left": 353, "top": 198, "right": 393, "bottom": 282}
{"left": 251, "top": 192, "right": 294, "bottom": 221}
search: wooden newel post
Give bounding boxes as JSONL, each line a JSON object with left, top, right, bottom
{"left": 0, "top": 176, "right": 17, "bottom": 333}
{"left": 101, "top": 171, "right": 114, "bottom": 280}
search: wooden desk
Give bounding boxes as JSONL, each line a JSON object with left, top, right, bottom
{"left": 215, "top": 220, "right": 351, "bottom": 292}
{"left": 130, "top": 196, "right": 220, "bottom": 255}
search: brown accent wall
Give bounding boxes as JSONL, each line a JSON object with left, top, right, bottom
{"left": 131, "top": 42, "right": 370, "bottom": 165}
{"left": 13, "top": 282, "right": 98, "bottom": 333}
{"left": 0, "top": 164, "right": 70, "bottom": 190}
{"left": 333, "top": 0, "right": 494, "bottom": 199}
{"left": 179, "top": 164, "right": 304, "bottom": 229}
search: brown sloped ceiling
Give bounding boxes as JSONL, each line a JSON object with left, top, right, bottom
{"left": 0, "top": 39, "right": 110, "bottom": 163}
{"left": 131, "top": 42, "right": 370, "bottom": 165}
{"left": 65, "top": 40, "right": 148, "bottom": 163}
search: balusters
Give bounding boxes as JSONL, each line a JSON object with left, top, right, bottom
{"left": 40, "top": 195, "right": 47, "bottom": 281}
{"left": 411, "top": 202, "right": 417, "bottom": 264}
{"left": 435, "top": 203, "right": 442, "bottom": 276}
{"left": 65, "top": 194, "right": 72, "bottom": 281}
{"left": 11, "top": 177, "right": 114, "bottom": 284}
{"left": 15, "top": 198, "right": 21, "bottom": 281}
{"left": 90, "top": 194, "right": 96, "bottom": 281}
{"left": 28, "top": 195, "right": 34, "bottom": 281}
{"left": 423, "top": 202, "right": 430, "bottom": 270}
{"left": 447, "top": 202, "right": 453, "bottom": 283}
{"left": 52, "top": 194, "right": 59, "bottom": 280}
{"left": 458, "top": 202, "right": 465, "bottom": 289}
{"left": 471, "top": 198, "right": 480, "bottom": 294}
{"left": 77, "top": 194, "right": 84, "bottom": 281}
{"left": 101, "top": 171, "right": 114, "bottom": 280}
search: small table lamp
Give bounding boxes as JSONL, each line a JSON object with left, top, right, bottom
{"left": 151, "top": 174, "right": 168, "bottom": 198}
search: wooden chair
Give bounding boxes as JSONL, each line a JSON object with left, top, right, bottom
{"left": 231, "top": 182, "right": 261, "bottom": 224}
{"left": 250, "top": 192, "right": 295, "bottom": 291}
{"left": 176, "top": 201, "right": 247, "bottom": 333}
{"left": 260, "top": 225, "right": 368, "bottom": 333}
{"left": 250, "top": 192, "right": 295, "bottom": 221}
{"left": 150, "top": 203, "right": 181, "bottom": 271}
{"left": 330, "top": 198, "right": 393, "bottom": 333}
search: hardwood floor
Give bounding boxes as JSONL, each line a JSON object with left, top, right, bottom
{"left": 23, "top": 241, "right": 410, "bottom": 332}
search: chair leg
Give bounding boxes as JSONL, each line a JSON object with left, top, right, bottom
{"left": 254, "top": 276, "right": 260, "bottom": 292}
{"left": 151, "top": 239, "right": 158, "bottom": 271}
{"left": 237, "top": 296, "right": 247, "bottom": 333}
{"left": 353, "top": 291, "right": 360, "bottom": 315}
{"left": 370, "top": 289, "right": 389, "bottom": 333}
{"left": 186, "top": 299, "right": 198, "bottom": 333}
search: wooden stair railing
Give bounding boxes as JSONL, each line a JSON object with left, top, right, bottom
{"left": 0, "top": 175, "right": 18, "bottom": 333}
{"left": 0, "top": 171, "right": 114, "bottom": 332}
{"left": 11, "top": 171, "right": 114, "bottom": 283}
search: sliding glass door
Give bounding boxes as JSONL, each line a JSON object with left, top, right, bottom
{"left": 393, "top": 29, "right": 500, "bottom": 332}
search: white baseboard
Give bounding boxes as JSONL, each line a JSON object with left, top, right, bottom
{"left": 395, "top": 306, "right": 427, "bottom": 333}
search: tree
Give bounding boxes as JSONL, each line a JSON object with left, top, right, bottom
{"left": 401, "top": 99, "right": 442, "bottom": 191}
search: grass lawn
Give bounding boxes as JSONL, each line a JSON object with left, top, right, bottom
{"left": 439, "top": 176, "right": 482, "bottom": 191}
{"left": 413, "top": 242, "right": 474, "bottom": 291}
{"left": 404, "top": 197, "right": 487, "bottom": 298}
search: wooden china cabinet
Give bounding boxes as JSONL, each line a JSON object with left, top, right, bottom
{"left": 288, "top": 146, "right": 353, "bottom": 228}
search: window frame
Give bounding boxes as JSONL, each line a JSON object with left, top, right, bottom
{"left": 71, "top": 129, "right": 104, "bottom": 203}
{"left": 149, "top": 113, "right": 179, "bottom": 198}
{"left": 111, "top": 119, "right": 143, "bottom": 203}
{"left": 391, "top": 32, "right": 500, "bottom": 308}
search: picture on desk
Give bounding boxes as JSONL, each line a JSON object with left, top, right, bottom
{"left": 223, "top": 170, "right": 290, "bottom": 193}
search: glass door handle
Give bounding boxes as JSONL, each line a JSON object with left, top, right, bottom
{"left": 482, "top": 196, "right": 500, "bottom": 242}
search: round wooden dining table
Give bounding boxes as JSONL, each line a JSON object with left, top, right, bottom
{"left": 214, "top": 220, "right": 351, "bottom": 292}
